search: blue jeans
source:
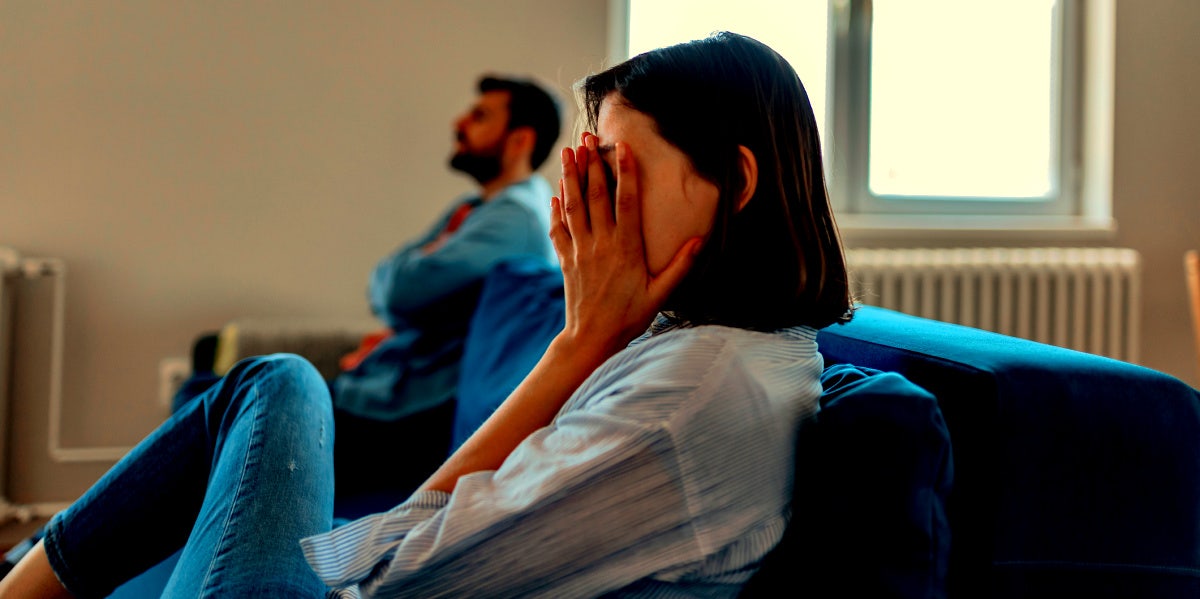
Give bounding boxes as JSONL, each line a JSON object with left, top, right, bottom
{"left": 43, "top": 354, "right": 335, "bottom": 598}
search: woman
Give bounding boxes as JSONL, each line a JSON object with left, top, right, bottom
{"left": 0, "top": 31, "right": 850, "bottom": 598}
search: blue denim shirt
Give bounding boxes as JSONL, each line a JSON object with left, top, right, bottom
{"left": 333, "top": 176, "right": 555, "bottom": 421}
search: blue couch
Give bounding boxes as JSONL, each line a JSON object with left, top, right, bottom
{"left": 806, "top": 302, "right": 1200, "bottom": 598}
{"left": 111, "top": 257, "right": 1200, "bottom": 597}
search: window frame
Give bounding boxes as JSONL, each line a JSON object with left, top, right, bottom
{"left": 832, "top": 0, "right": 1079, "bottom": 218}
{"left": 609, "top": 0, "right": 1115, "bottom": 240}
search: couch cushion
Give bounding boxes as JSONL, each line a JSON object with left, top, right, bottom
{"left": 452, "top": 256, "right": 565, "bottom": 450}
{"left": 816, "top": 306, "right": 1200, "bottom": 597}
{"left": 741, "top": 362, "right": 952, "bottom": 598}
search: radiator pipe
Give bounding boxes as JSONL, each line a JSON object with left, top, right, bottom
{"left": 27, "top": 257, "right": 134, "bottom": 462}
{"left": 0, "top": 257, "right": 131, "bottom": 525}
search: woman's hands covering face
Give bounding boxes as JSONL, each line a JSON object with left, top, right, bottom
{"left": 549, "top": 132, "right": 703, "bottom": 356}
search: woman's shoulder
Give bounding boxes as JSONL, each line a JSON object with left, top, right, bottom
{"left": 564, "top": 321, "right": 822, "bottom": 427}
{"left": 631, "top": 319, "right": 820, "bottom": 375}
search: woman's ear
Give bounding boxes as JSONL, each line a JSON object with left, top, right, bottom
{"left": 735, "top": 145, "right": 758, "bottom": 213}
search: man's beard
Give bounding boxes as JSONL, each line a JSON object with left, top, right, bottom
{"left": 449, "top": 139, "right": 504, "bottom": 184}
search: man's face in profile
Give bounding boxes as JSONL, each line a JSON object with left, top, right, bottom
{"left": 449, "top": 90, "right": 512, "bottom": 184}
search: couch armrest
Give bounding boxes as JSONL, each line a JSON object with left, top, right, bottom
{"left": 817, "top": 305, "right": 1200, "bottom": 597}
{"left": 213, "top": 316, "right": 382, "bottom": 381}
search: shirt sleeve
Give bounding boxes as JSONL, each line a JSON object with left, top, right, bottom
{"left": 301, "top": 404, "right": 705, "bottom": 598}
{"left": 367, "top": 198, "right": 542, "bottom": 327}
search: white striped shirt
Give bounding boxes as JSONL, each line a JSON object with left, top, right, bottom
{"left": 301, "top": 316, "right": 823, "bottom": 598}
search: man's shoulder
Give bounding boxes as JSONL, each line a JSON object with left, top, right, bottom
{"left": 491, "top": 175, "right": 551, "bottom": 206}
{"left": 473, "top": 176, "right": 552, "bottom": 228}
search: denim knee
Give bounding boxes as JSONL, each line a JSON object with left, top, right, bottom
{"left": 42, "top": 353, "right": 334, "bottom": 599}
{"left": 227, "top": 353, "right": 323, "bottom": 385}
{"left": 206, "top": 354, "right": 333, "bottom": 439}
{"left": 223, "top": 353, "right": 330, "bottom": 404}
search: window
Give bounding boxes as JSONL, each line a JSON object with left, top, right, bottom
{"left": 616, "top": 0, "right": 1114, "bottom": 236}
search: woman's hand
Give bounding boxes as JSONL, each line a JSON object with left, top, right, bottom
{"left": 550, "top": 132, "right": 702, "bottom": 358}
{"left": 416, "top": 134, "right": 701, "bottom": 495}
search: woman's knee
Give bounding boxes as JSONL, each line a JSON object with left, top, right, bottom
{"left": 216, "top": 354, "right": 333, "bottom": 420}
{"left": 248, "top": 353, "right": 324, "bottom": 385}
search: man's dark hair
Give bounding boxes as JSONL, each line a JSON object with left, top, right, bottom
{"left": 580, "top": 32, "right": 852, "bottom": 331}
{"left": 479, "top": 76, "right": 562, "bottom": 170}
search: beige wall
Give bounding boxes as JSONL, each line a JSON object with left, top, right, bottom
{"left": 1111, "top": 0, "right": 1200, "bottom": 390}
{"left": 0, "top": 0, "right": 609, "bottom": 502}
{"left": 1, "top": 0, "right": 1198, "bottom": 503}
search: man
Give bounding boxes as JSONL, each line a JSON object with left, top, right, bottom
{"left": 329, "top": 75, "right": 562, "bottom": 497}
{"left": 336, "top": 76, "right": 559, "bottom": 417}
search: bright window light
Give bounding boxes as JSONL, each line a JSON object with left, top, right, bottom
{"left": 868, "top": 0, "right": 1058, "bottom": 199}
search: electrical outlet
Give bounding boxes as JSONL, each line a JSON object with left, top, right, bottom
{"left": 158, "top": 357, "right": 191, "bottom": 409}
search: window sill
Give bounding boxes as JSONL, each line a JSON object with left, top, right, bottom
{"left": 837, "top": 214, "right": 1117, "bottom": 244}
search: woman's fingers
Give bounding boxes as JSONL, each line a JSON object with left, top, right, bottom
{"left": 557, "top": 179, "right": 570, "bottom": 234}
{"left": 612, "top": 142, "right": 644, "bottom": 260}
{"left": 576, "top": 135, "right": 590, "bottom": 184}
{"left": 548, "top": 195, "right": 572, "bottom": 265}
{"left": 584, "top": 133, "right": 614, "bottom": 235}
{"left": 560, "top": 133, "right": 618, "bottom": 241}
{"left": 559, "top": 146, "right": 590, "bottom": 238}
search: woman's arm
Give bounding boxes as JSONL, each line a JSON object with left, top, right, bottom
{"left": 303, "top": 327, "right": 800, "bottom": 597}
{"left": 418, "top": 134, "right": 702, "bottom": 494}
{"left": 306, "top": 384, "right": 702, "bottom": 598}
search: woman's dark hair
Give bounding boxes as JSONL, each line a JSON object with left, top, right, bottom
{"left": 479, "top": 76, "right": 562, "bottom": 170}
{"left": 580, "top": 32, "right": 852, "bottom": 330}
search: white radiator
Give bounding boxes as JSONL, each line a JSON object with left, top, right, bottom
{"left": 845, "top": 248, "right": 1141, "bottom": 363}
